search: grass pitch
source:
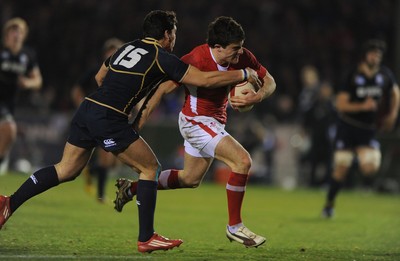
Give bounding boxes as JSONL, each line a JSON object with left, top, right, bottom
{"left": 0, "top": 172, "right": 399, "bottom": 260}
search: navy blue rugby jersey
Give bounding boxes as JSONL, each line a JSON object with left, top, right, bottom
{"left": 0, "top": 46, "right": 38, "bottom": 110}
{"left": 338, "top": 65, "right": 397, "bottom": 128}
{"left": 87, "top": 38, "right": 189, "bottom": 115}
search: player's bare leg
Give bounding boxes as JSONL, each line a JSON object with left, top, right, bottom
{"left": 1, "top": 142, "right": 92, "bottom": 229}
{"left": 214, "top": 135, "right": 266, "bottom": 247}
{"left": 114, "top": 137, "right": 183, "bottom": 253}
{"left": 356, "top": 147, "right": 381, "bottom": 176}
{"left": 322, "top": 150, "right": 353, "bottom": 218}
{"left": 114, "top": 135, "right": 265, "bottom": 247}
{"left": 0, "top": 120, "right": 17, "bottom": 172}
{"left": 114, "top": 153, "right": 212, "bottom": 211}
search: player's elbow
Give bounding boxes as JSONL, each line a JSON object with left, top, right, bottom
{"left": 32, "top": 77, "right": 43, "bottom": 90}
{"left": 95, "top": 74, "right": 103, "bottom": 87}
{"left": 268, "top": 81, "right": 276, "bottom": 96}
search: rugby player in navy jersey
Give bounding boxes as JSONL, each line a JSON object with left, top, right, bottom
{"left": 113, "top": 16, "right": 276, "bottom": 248}
{"left": 0, "top": 10, "right": 261, "bottom": 253}
{"left": 0, "top": 18, "right": 42, "bottom": 173}
{"left": 322, "top": 39, "right": 400, "bottom": 218}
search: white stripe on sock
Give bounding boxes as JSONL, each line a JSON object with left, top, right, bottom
{"left": 226, "top": 183, "right": 246, "bottom": 192}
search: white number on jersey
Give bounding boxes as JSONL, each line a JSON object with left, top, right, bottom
{"left": 113, "top": 45, "right": 149, "bottom": 68}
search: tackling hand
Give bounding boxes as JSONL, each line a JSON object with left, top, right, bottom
{"left": 245, "top": 67, "right": 262, "bottom": 89}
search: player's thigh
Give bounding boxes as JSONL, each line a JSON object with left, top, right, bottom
{"left": 181, "top": 152, "right": 213, "bottom": 185}
{"left": 332, "top": 149, "right": 354, "bottom": 180}
{"left": 55, "top": 142, "right": 93, "bottom": 182}
{"left": 0, "top": 120, "right": 17, "bottom": 144}
{"left": 214, "top": 135, "right": 251, "bottom": 173}
{"left": 115, "top": 136, "right": 160, "bottom": 180}
{"left": 356, "top": 146, "right": 381, "bottom": 174}
{"left": 96, "top": 148, "right": 116, "bottom": 168}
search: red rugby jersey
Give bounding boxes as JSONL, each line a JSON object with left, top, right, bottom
{"left": 181, "top": 44, "right": 267, "bottom": 124}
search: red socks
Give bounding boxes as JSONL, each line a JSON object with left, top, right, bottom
{"left": 226, "top": 172, "right": 248, "bottom": 226}
{"left": 158, "top": 169, "right": 180, "bottom": 189}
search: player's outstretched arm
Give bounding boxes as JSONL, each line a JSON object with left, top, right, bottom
{"left": 133, "top": 80, "right": 179, "bottom": 131}
{"left": 181, "top": 65, "right": 261, "bottom": 88}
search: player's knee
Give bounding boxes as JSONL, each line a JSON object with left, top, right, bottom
{"left": 0, "top": 121, "right": 17, "bottom": 142}
{"left": 334, "top": 151, "right": 354, "bottom": 168}
{"left": 358, "top": 150, "right": 381, "bottom": 176}
{"left": 234, "top": 152, "right": 252, "bottom": 172}
{"left": 55, "top": 163, "right": 83, "bottom": 182}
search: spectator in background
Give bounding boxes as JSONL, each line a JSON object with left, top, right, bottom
{"left": 298, "top": 65, "right": 335, "bottom": 187}
{"left": 322, "top": 39, "right": 400, "bottom": 218}
{"left": 71, "top": 38, "right": 122, "bottom": 203}
{"left": 0, "top": 17, "right": 42, "bottom": 174}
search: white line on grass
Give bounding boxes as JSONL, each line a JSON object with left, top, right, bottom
{"left": 0, "top": 255, "right": 153, "bottom": 260}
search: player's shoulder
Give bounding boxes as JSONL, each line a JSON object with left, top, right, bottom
{"left": 181, "top": 44, "right": 210, "bottom": 64}
{"left": 232, "top": 47, "right": 263, "bottom": 71}
{"left": 18, "top": 46, "right": 39, "bottom": 65}
{"left": 184, "top": 44, "right": 209, "bottom": 57}
{"left": 379, "top": 65, "right": 395, "bottom": 76}
{"left": 21, "top": 46, "right": 37, "bottom": 57}
{"left": 242, "top": 47, "right": 256, "bottom": 57}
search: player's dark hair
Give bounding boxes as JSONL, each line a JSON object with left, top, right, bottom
{"left": 360, "top": 39, "right": 387, "bottom": 60}
{"left": 143, "top": 10, "right": 177, "bottom": 40}
{"left": 207, "top": 16, "right": 245, "bottom": 48}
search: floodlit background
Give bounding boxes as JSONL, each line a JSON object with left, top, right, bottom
{"left": 1, "top": 0, "right": 399, "bottom": 191}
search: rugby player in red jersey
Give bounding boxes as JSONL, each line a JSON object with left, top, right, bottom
{"left": 114, "top": 16, "right": 276, "bottom": 248}
{"left": 0, "top": 11, "right": 261, "bottom": 253}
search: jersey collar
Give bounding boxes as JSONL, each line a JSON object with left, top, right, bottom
{"left": 142, "top": 37, "right": 162, "bottom": 47}
{"left": 209, "top": 47, "right": 229, "bottom": 71}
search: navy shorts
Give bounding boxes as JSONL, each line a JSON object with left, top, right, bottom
{"left": 0, "top": 103, "right": 14, "bottom": 122}
{"left": 334, "top": 120, "right": 380, "bottom": 150}
{"left": 67, "top": 100, "right": 139, "bottom": 152}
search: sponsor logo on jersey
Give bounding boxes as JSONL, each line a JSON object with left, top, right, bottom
{"left": 356, "top": 86, "right": 382, "bottom": 98}
{"left": 30, "top": 174, "right": 38, "bottom": 184}
{"left": 375, "top": 74, "right": 384, "bottom": 85}
{"left": 103, "top": 138, "right": 116, "bottom": 148}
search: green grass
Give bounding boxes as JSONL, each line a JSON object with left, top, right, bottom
{"left": 0, "top": 173, "right": 399, "bottom": 260}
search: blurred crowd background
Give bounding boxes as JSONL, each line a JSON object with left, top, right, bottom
{"left": 1, "top": 0, "right": 400, "bottom": 192}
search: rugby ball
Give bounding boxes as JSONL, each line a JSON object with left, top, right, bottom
{"left": 228, "top": 81, "right": 255, "bottom": 112}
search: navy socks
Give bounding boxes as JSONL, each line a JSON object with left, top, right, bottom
{"left": 136, "top": 179, "right": 157, "bottom": 242}
{"left": 9, "top": 166, "right": 60, "bottom": 213}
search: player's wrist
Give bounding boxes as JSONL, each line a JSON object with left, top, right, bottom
{"left": 241, "top": 69, "right": 248, "bottom": 81}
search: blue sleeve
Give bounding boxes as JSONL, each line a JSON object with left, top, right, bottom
{"left": 158, "top": 51, "right": 189, "bottom": 83}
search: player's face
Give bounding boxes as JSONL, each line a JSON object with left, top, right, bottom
{"left": 165, "top": 25, "right": 177, "bottom": 52}
{"left": 365, "top": 49, "right": 383, "bottom": 68}
{"left": 219, "top": 41, "right": 244, "bottom": 65}
{"left": 4, "top": 26, "right": 26, "bottom": 49}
